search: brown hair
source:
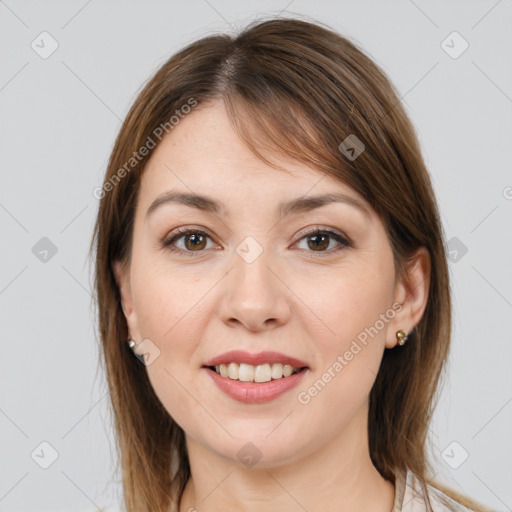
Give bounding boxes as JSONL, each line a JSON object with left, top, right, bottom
{"left": 90, "top": 16, "right": 489, "bottom": 512}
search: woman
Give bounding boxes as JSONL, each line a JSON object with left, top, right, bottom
{"left": 90, "top": 17, "right": 492, "bottom": 512}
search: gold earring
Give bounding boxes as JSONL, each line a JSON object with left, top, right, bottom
{"left": 396, "top": 330, "right": 408, "bottom": 346}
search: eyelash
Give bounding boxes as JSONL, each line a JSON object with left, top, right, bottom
{"left": 162, "top": 226, "right": 352, "bottom": 258}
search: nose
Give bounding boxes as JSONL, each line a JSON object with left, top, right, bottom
{"left": 217, "top": 246, "right": 292, "bottom": 332}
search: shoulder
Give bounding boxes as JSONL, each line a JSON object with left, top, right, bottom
{"left": 397, "top": 469, "right": 477, "bottom": 512}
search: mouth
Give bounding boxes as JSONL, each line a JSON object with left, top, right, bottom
{"left": 202, "top": 350, "right": 310, "bottom": 382}
{"left": 205, "top": 362, "right": 306, "bottom": 383}
{"left": 201, "top": 351, "right": 310, "bottom": 403}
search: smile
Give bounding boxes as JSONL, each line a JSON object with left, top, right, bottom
{"left": 203, "top": 366, "right": 309, "bottom": 403}
{"left": 210, "top": 362, "right": 302, "bottom": 382}
{"left": 202, "top": 350, "right": 310, "bottom": 403}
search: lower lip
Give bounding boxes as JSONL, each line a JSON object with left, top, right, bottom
{"left": 204, "top": 367, "right": 308, "bottom": 404}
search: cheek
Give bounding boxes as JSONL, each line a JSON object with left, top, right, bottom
{"left": 298, "top": 258, "right": 395, "bottom": 407}
{"left": 131, "top": 247, "right": 209, "bottom": 343}
{"left": 129, "top": 258, "right": 214, "bottom": 405}
{"left": 311, "top": 263, "right": 395, "bottom": 351}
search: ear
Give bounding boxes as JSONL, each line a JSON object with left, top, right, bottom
{"left": 385, "top": 247, "right": 431, "bottom": 349}
{"left": 112, "top": 260, "right": 141, "bottom": 342}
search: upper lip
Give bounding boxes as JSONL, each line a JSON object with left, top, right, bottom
{"left": 203, "top": 350, "right": 309, "bottom": 368}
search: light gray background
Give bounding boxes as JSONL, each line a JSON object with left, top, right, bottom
{"left": 1, "top": 1, "right": 511, "bottom": 511}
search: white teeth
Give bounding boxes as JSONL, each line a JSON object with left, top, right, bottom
{"left": 271, "top": 363, "right": 283, "bottom": 380}
{"left": 254, "top": 363, "right": 271, "bottom": 383}
{"left": 212, "top": 362, "right": 302, "bottom": 382}
{"left": 238, "top": 363, "right": 254, "bottom": 382}
{"left": 227, "top": 362, "right": 238, "bottom": 379}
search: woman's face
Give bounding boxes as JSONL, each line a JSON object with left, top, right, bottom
{"left": 115, "top": 100, "right": 410, "bottom": 468}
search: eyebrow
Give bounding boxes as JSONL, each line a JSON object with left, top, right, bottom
{"left": 145, "top": 191, "right": 370, "bottom": 220}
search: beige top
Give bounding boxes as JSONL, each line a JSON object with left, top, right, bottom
{"left": 394, "top": 468, "right": 476, "bottom": 511}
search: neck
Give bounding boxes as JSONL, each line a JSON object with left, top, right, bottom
{"left": 177, "top": 406, "right": 395, "bottom": 512}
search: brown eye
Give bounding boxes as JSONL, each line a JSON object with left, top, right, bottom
{"left": 295, "top": 228, "right": 351, "bottom": 256}
{"left": 163, "top": 228, "right": 215, "bottom": 255}
{"left": 306, "top": 233, "right": 330, "bottom": 251}
{"left": 184, "top": 233, "right": 207, "bottom": 251}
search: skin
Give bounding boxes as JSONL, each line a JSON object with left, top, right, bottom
{"left": 114, "top": 100, "right": 430, "bottom": 512}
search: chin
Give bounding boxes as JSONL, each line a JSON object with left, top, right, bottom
{"left": 195, "top": 429, "right": 309, "bottom": 470}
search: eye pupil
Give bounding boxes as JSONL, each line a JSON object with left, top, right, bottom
{"left": 308, "top": 233, "right": 329, "bottom": 251}
{"left": 185, "top": 233, "right": 206, "bottom": 250}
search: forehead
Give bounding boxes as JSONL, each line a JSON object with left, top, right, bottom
{"left": 138, "top": 101, "right": 363, "bottom": 207}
